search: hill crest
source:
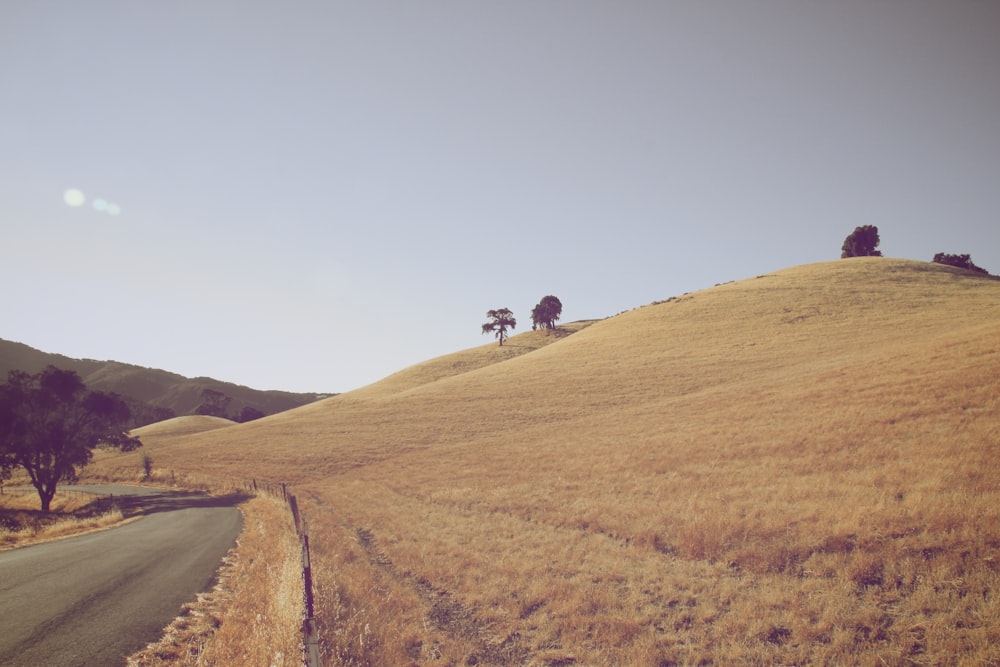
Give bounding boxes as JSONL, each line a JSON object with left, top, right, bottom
{"left": 137, "top": 257, "right": 999, "bottom": 467}
{"left": 0, "top": 339, "right": 331, "bottom": 424}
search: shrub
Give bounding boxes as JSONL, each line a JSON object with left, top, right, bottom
{"left": 932, "top": 253, "right": 989, "bottom": 274}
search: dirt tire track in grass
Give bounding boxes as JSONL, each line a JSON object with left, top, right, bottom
{"left": 355, "top": 527, "right": 531, "bottom": 665}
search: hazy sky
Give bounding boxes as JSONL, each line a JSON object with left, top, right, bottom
{"left": 3, "top": 1, "right": 998, "bottom": 393}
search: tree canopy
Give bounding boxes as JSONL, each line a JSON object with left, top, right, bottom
{"left": 482, "top": 308, "right": 517, "bottom": 346}
{"left": 932, "top": 253, "right": 989, "bottom": 275}
{"left": 0, "top": 366, "right": 141, "bottom": 511}
{"left": 841, "top": 225, "right": 883, "bottom": 258}
{"left": 195, "top": 388, "right": 232, "bottom": 418}
{"left": 531, "top": 295, "right": 563, "bottom": 331}
{"left": 235, "top": 406, "right": 266, "bottom": 423}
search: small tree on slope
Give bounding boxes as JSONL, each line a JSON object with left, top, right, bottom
{"left": 482, "top": 308, "right": 517, "bottom": 346}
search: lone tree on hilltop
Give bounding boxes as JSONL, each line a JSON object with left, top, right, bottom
{"left": 0, "top": 366, "right": 141, "bottom": 511}
{"left": 932, "top": 253, "right": 989, "bottom": 275}
{"left": 841, "top": 225, "right": 883, "bottom": 258}
{"left": 531, "top": 295, "right": 563, "bottom": 331}
{"left": 482, "top": 308, "right": 517, "bottom": 346}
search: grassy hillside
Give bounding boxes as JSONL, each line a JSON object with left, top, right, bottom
{"left": 93, "top": 258, "right": 1000, "bottom": 665}
{"left": 130, "top": 415, "right": 237, "bottom": 440}
{"left": 0, "top": 340, "right": 330, "bottom": 422}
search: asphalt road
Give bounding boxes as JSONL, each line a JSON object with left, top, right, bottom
{"left": 0, "top": 485, "right": 244, "bottom": 667}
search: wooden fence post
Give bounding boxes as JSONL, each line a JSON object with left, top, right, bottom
{"left": 288, "top": 495, "right": 300, "bottom": 534}
{"left": 300, "top": 515, "right": 321, "bottom": 666}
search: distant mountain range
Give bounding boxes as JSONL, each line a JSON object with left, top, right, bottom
{"left": 0, "top": 338, "right": 332, "bottom": 426}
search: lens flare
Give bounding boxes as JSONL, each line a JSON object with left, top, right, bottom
{"left": 63, "top": 188, "right": 121, "bottom": 215}
{"left": 63, "top": 188, "right": 86, "bottom": 207}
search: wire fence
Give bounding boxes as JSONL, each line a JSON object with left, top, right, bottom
{"left": 0, "top": 485, "right": 112, "bottom": 508}
{"left": 2, "top": 485, "right": 84, "bottom": 501}
{"left": 237, "top": 477, "right": 321, "bottom": 667}
{"left": 154, "top": 473, "right": 322, "bottom": 666}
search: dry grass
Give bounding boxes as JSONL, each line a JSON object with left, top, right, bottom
{"left": 127, "top": 493, "right": 303, "bottom": 666}
{"left": 89, "top": 258, "right": 1000, "bottom": 665}
{"left": 131, "top": 415, "right": 238, "bottom": 440}
{"left": 89, "top": 415, "right": 242, "bottom": 487}
{"left": 0, "top": 489, "right": 125, "bottom": 549}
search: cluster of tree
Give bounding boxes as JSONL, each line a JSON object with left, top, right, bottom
{"left": 932, "top": 253, "right": 989, "bottom": 275}
{"left": 482, "top": 296, "right": 563, "bottom": 346}
{"left": 123, "top": 397, "right": 175, "bottom": 430}
{"left": 842, "top": 225, "right": 991, "bottom": 275}
{"left": 531, "top": 295, "right": 563, "bottom": 330}
{"left": 0, "top": 366, "right": 141, "bottom": 511}
{"left": 195, "top": 388, "right": 266, "bottom": 423}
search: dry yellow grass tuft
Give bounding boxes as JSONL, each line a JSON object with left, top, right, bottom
{"left": 90, "top": 258, "right": 1000, "bottom": 665}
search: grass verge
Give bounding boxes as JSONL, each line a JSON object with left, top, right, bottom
{"left": 127, "top": 493, "right": 303, "bottom": 666}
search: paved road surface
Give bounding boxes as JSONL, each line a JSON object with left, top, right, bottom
{"left": 0, "top": 485, "right": 243, "bottom": 666}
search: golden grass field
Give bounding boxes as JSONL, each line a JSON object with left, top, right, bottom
{"left": 91, "top": 258, "right": 1000, "bottom": 665}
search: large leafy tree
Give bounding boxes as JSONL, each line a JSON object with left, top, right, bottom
{"left": 482, "top": 308, "right": 517, "bottom": 346}
{"left": 841, "top": 225, "right": 883, "bottom": 258}
{"left": 531, "top": 295, "right": 563, "bottom": 330}
{"left": 0, "top": 366, "right": 141, "bottom": 511}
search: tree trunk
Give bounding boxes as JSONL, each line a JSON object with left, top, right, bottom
{"left": 37, "top": 482, "right": 57, "bottom": 513}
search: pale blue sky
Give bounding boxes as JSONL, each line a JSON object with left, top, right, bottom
{"left": 2, "top": 1, "right": 998, "bottom": 393}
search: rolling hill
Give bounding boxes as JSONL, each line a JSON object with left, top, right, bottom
{"left": 92, "top": 258, "right": 1000, "bottom": 665}
{"left": 0, "top": 340, "right": 331, "bottom": 423}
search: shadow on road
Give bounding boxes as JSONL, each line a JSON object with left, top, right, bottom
{"left": 3, "top": 485, "right": 253, "bottom": 525}
{"left": 106, "top": 491, "right": 252, "bottom": 517}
